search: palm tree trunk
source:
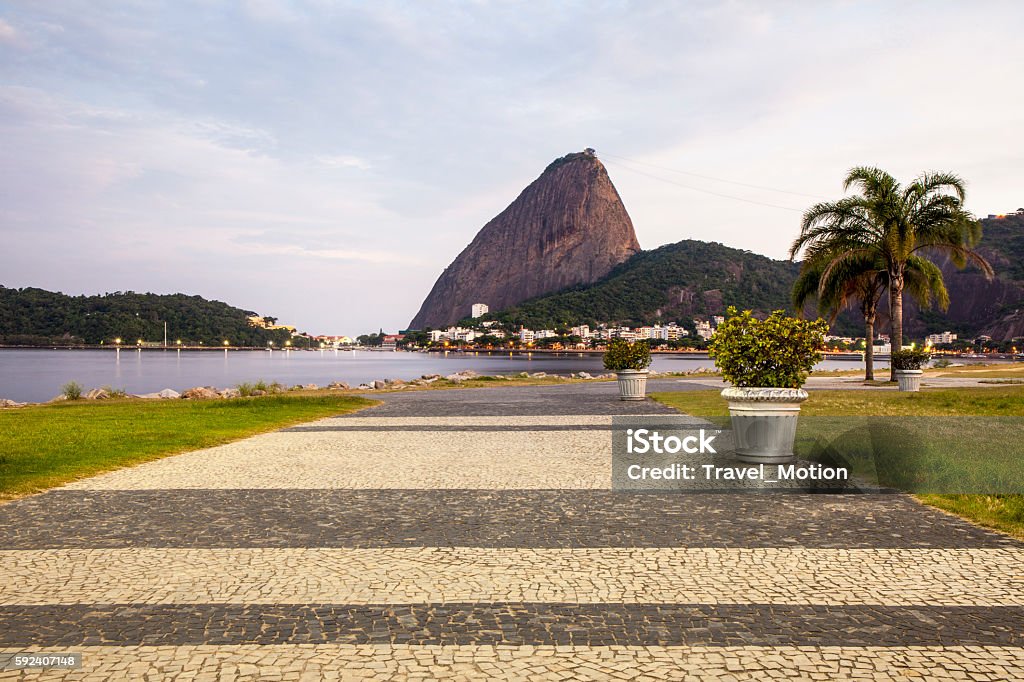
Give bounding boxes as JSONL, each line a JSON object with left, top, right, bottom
{"left": 864, "top": 314, "right": 875, "bottom": 381}
{"left": 889, "top": 271, "right": 904, "bottom": 381}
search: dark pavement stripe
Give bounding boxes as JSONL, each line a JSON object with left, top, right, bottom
{"left": 344, "top": 382, "right": 689, "bottom": 417}
{"left": 1, "top": 603, "right": 1020, "bottom": 647}
{"left": 1, "top": 490, "right": 1017, "bottom": 550}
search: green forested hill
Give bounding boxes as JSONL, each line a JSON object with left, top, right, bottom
{"left": 0, "top": 287, "right": 294, "bottom": 347}
{"left": 490, "top": 240, "right": 800, "bottom": 329}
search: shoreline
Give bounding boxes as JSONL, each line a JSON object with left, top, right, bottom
{"left": 1, "top": 344, "right": 1015, "bottom": 362}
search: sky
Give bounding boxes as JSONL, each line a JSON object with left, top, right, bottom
{"left": 1, "top": 1, "right": 1022, "bottom": 335}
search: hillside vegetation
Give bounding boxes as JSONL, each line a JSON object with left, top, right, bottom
{"left": 0, "top": 287, "right": 293, "bottom": 347}
{"left": 490, "top": 240, "right": 799, "bottom": 329}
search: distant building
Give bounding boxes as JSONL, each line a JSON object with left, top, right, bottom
{"left": 694, "top": 319, "right": 714, "bottom": 340}
{"left": 926, "top": 331, "right": 957, "bottom": 346}
{"left": 649, "top": 324, "right": 688, "bottom": 341}
{"left": 471, "top": 303, "right": 489, "bottom": 318}
{"left": 315, "top": 335, "right": 355, "bottom": 347}
{"left": 247, "top": 315, "right": 295, "bottom": 332}
{"left": 571, "top": 325, "right": 591, "bottom": 339}
{"left": 519, "top": 328, "right": 535, "bottom": 344}
{"left": 380, "top": 334, "right": 405, "bottom": 351}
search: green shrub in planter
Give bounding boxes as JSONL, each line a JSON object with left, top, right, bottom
{"left": 603, "top": 339, "right": 652, "bottom": 372}
{"left": 891, "top": 348, "right": 930, "bottom": 370}
{"left": 708, "top": 307, "right": 828, "bottom": 388}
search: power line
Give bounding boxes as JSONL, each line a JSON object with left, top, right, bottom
{"left": 602, "top": 157, "right": 806, "bottom": 213}
{"left": 600, "top": 152, "right": 830, "bottom": 201}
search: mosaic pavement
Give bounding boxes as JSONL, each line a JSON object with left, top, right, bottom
{"left": 1, "top": 380, "right": 1022, "bottom": 679}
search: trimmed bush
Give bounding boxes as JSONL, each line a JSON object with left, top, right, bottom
{"left": 891, "top": 348, "right": 931, "bottom": 370}
{"left": 603, "top": 339, "right": 652, "bottom": 371}
{"left": 709, "top": 307, "right": 828, "bottom": 388}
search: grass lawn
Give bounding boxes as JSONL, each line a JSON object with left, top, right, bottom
{"left": 650, "top": 386, "right": 1024, "bottom": 539}
{"left": 930, "top": 361, "right": 1024, "bottom": 378}
{"left": 651, "top": 386, "right": 1024, "bottom": 417}
{"left": 0, "top": 394, "right": 375, "bottom": 500}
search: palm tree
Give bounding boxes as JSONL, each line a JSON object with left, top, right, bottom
{"left": 793, "top": 252, "right": 886, "bottom": 380}
{"left": 793, "top": 249, "right": 949, "bottom": 381}
{"left": 791, "top": 167, "right": 993, "bottom": 379}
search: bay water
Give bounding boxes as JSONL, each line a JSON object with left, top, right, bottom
{"left": 0, "top": 348, "right": 884, "bottom": 403}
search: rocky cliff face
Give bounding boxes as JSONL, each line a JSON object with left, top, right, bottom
{"left": 409, "top": 151, "right": 641, "bottom": 329}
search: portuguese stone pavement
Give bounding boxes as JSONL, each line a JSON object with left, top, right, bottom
{"left": 1, "top": 381, "right": 1022, "bottom": 680}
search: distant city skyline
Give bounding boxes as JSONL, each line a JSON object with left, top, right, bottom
{"left": 1, "top": 1, "right": 1022, "bottom": 335}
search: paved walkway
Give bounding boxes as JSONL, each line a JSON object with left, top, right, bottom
{"left": 1, "top": 381, "right": 1022, "bottom": 680}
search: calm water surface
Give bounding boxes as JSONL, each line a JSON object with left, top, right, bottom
{"left": 0, "top": 349, "right": 887, "bottom": 403}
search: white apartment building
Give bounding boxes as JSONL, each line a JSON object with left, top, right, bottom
{"left": 824, "top": 335, "right": 857, "bottom": 345}
{"left": 926, "top": 331, "right": 958, "bottom": 346}
{"left": 648, "top": 324, "right": 689, "bottom": 341}
{"left": 471, "top": 303, "right": 489, "bottom": 318}
{"left": 571, "top": 325, "right": 591, "bottom": 339}
{"left": 694, "top": 319, "right": 714, "bottom": 340}
{"left": 429, "top": 327, "right": 477, "bottom": 343}
{"left": 518, "top": 328, "right": 535, "bottom": 344}
{"left": 535, "top": 329, "right": 558, "bottom": 339}
{"left": 666, "top": 324, "right": 688, "bottom": 340}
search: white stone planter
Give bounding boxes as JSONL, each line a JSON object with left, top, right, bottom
{"left": 721, "top": 387, "right": 808, "bottom": 464}
{"left": 616, "top": 369, "right": 649, "bottom": 401}
{"left": 895, "top": 369, "right": 923, "bottom": 392}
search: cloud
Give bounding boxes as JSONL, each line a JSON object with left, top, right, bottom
{"left": 317, "top": 154, "right": 371, "bottom": 170}
{"left": 0, "top": 18, "right": 17, "bottom": 44}
{"left": 237, "top": 242, "right": 422, "bottom": 265}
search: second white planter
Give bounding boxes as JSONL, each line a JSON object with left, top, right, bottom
{"left": 895, "top": 369, "right": 923, "bottom": 392}
{"left": 616, "top": 369, "right": 649, "bottom": 400}
{"left": 721, "top": 387, "right": 808, "bottom": 464}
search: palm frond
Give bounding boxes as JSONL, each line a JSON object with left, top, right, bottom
{"left": 904, "top": 256, "right": 950, "bottom": 311}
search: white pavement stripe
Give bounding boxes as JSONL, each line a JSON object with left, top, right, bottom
{"left": 2, "top": 645, "right": 1022, "bottom": 681}
{"left": 312, "top": 415, "right": 626, "bottom": 426}
{"left": 3, "top": 547, "right": 1023, "bottom": 606}
{"left": 59, "top": 430, "right": 614, "bottom": 490}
